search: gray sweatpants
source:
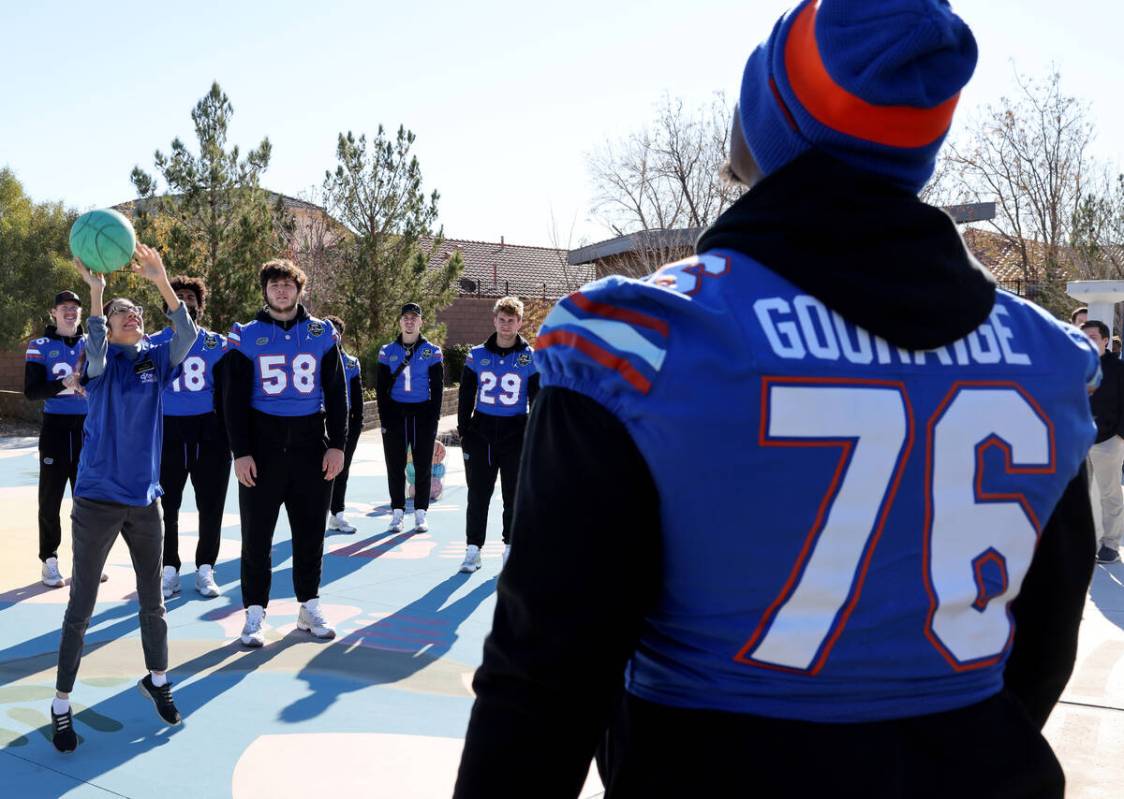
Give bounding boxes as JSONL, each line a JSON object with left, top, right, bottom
{"left": 56, "top": 496, "right": 168, "bottom": 693}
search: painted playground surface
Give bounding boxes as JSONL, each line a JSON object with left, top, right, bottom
{"left": 0, "top": 429, "right": 1121, "bottom": 798}
{"left": 0, "top": 428, "right": 604, "bottom": 798}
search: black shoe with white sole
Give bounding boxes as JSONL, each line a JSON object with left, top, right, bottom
{"left": 1096, "top": 545, "right": 1120, "bottom": 564}
{"left": 52, "top": 707, "right": 77, "bottom": 752}
{"left": 138, "top": 675, "right": 182, "bottom": 725}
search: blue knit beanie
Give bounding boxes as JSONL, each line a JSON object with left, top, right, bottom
{"left": 739, "top": 0, "right": 977, "bottom": 193}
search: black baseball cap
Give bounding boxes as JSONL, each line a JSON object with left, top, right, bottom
{"left": 400, "top": 303, "right": 422, "bottom": 317}
{"left": 54, "top": 290, "right": 82, "bottom": 307}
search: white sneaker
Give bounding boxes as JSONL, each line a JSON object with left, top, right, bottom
{"left": 241, "top": 605, "right": 266, "bottom": 647}
{"left": 389, "top": 508, "right": 405, "bottom": 532}
{"left": 502, "top": 544, "right": 511, "bottom": 569}
{"left": 328, "top": 511, "right": 356, "bottom": 534}
{"left": 297, "top": 600, "right": 336, "bottom": 639}
{"left": 195, "top": 564, "right": 220, "bottom": 598}
{"left": 161, "top": 565, "right": 181, "bottom": 599}
{"left": 415, "top": 509, "right": 428, "bottom": 531}
{"left": 41, "top": 557, "right": 64, "bottom": 588}
{"left": 459, "top": 544, "right": 482, "bottom": 574}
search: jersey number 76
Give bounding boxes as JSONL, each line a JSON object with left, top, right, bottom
{"left": 736, "top": 377, "right": 1053, "bottom": 676}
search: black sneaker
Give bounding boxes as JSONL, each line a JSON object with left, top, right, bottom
{"left": 138, "top": 675, "right": 182, "bottom": 725}
{"left": 1096, "top": 545, "right": 1120, "bottom": 564}
{"left": 51, "top": 707, "right": 77, "bottom": 752}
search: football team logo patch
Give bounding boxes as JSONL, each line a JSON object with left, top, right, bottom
{"left": 256, "top": 337, "right": 269, "bottom": 346}
{"left": 421, "top": 347, "right": 433, "bottom": 359}
{"left": 308, "top": 321, "right": 325, "bottom": 337}
{"left": 516, "top": 353, "right": 532, "bottom": 367}
{"left": 203, "top": 334, "right": 219, "bottom": 350}
{"left": 49, "top": 350, "right": 60, "bottom": 358}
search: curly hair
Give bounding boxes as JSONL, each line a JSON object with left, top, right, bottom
{"left": 324, "top": 314, "right": 345, "bottom": 337}
{"left": 168, "top": 275, "right": 207, "bottom": 310}
{"left": 493, "top": 296, "right": 524, "bottom": 318}
{"left": 260, "top": 259, "right": 307, "bottom": 295}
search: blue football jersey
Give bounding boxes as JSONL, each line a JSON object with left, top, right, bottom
{"left": 342, "top": 350, "right": 361, "bottom": 413}
{"left": 378, "top": 338, "right": 443, "bottom": 403}
{"left": 536, "top": 250, "right": 1099, "bottom": 723}
{"left": 150, "top": 327, "right": 228, "bottom": 416}
{"left": 228, "top": 316, "right": 338, "bottom": 416}
{"left": 466, "top": 342, "right": 537, "bottom": 417}
{"left": 26, "top": 334, "right": 87, "bottom": 415}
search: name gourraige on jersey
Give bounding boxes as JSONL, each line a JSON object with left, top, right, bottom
{"left": 466, "top": 344, "right": 537, "bottom": 417}
{"left": 536, "top": 252, "right": 1099, "bottom": 723}
{"left": 26, "top": 336, "right": 87, "bottom": 414}
{"left": 378, "top": 340, "right": 442, "bottom": 403}
{"left": 149, "top": 328, "right": 228, "bottom": 416}
{"left": 228, "top": 317, "right": 337, "bottom": 416}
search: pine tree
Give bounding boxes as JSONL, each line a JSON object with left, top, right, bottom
{"left": 129, "top": 83, "right": 290, "bottom": 332}
{"left": 322, "top": 125, "right": 463, "bottom": 351}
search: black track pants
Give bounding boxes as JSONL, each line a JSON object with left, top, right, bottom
{"left": 330, "top": 423, "right": 362, "bottom": 515}
{"left": 238, "top": 443, "right": 331, "bottom": 608}
{"left": 37, "top": 414, "right": 84, "bottom": 562}
{"left": 464, "top": 433, "right": 522, "bottom": 547}
{"left": 160, "top": 415, "right": 232, "bottom": 571}
{"left": 381, "top": 406, "right": 438, "bottom": 511}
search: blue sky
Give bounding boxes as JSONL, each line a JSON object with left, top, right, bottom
{"left": 2, "top": 0, "right": 1121, "bottom": 247}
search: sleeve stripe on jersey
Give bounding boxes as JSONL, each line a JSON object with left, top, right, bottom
{"left": 569, "top": 291, "right": 670, "bottom": 337}
{"left": 544, "top": 304, "right": 666, "bottom": 371}
{"left": 25, "top": 351, "right": 44, "bottom": 360}
{"left": 537, "top": 329, "right": 652, "bottom": 394}
{"left": 228, "top": 332, "right": 241, "bottom": 341}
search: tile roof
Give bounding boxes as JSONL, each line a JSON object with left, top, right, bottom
{"left": 423, "top": 237, "right": 595, "bottom": 299}
{"left": 961, "top": 227, "right": 1045, "bottom": 283}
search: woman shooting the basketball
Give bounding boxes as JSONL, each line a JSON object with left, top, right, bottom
{"left": 50, "top": 243, "right": 197, "bottom": 753}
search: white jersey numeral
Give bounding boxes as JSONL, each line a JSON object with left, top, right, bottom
{"left": 924, "top": 385, "right": 1051, "bottom": 668}
{"left": 51, "top": 362, "right": 76, "bottom": 395}
{"left": 737, "top": 379, "right": 1052, "bottom": 676}
{"left": 479, "top": 371, "right": 521, "bottom": 406}
{"left": 171, "top": 356, "right": 206, "bottom": 392}
{"left": 738, "top": 380, "right": 911, "bottom": 673}
{"left": 259, "top": 354, "right": 319, "bottom": 396}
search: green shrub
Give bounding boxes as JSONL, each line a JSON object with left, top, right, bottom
{"left": 444, "top": 343, "right": 471, "bottom": 386}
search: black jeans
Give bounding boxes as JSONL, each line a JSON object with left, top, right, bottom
{"left": 37, "top": 413, "right": 84, "bottom": 562}
{"left": 160, "top": 413, "right": 232, "bottom": 570}
{"left": 463, "top": 431, "right": 523, "bottom": 546}
{"left": 330, "top": 421, "right": 363, "bottom": 515}
{"left": 381, "top": 405, "right": 438, "bottom": 511}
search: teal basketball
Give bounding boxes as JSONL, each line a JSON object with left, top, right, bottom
{"left": 69, "top": 209, "right": 136, "bottom": 273}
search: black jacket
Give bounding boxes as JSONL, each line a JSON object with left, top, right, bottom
{"left": 1090, "top": 352, "right": 1124, "bottom": 443}
{"left": 455, "top": 152, "right": 1095, "bottom": 798}
{"left": 23, "top": 324, "right": 85, "bottom": 406}
{"left": 222, "top": 306, "right": 348, "bottom": 457}
{"left": 457, "top": 333, "right": 541, "bottom": 449}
